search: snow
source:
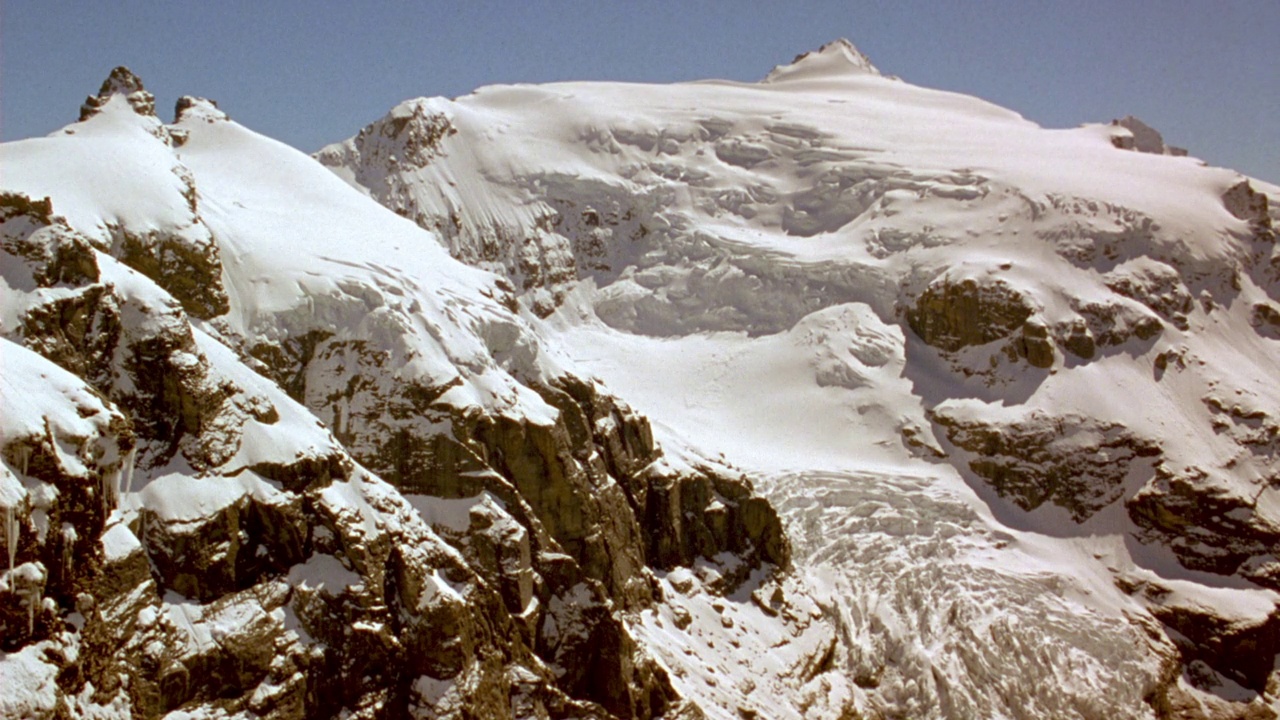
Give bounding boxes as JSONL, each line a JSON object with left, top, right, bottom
{"left": 0, "top": 641, "right": 62, "bottom": 718}
{"left": 763, "top": 38, "right": 882, "bottom": 83}
{"left": 0, "top": 339, "right": 118, "bottom": 473}
{"left": 139, "top": 472, "right": 282, "bottom": 524}
{"left": 287, "top": 552, "right": 360, "bottom": 594}
{"left": 192, "top": 326, "right": 343, "bottom": 473}
{"left": 0, "top": 96, "right": 196, "bottom": 247}
{"left": 99, "top": 520, "right": 142, "bottom": 562}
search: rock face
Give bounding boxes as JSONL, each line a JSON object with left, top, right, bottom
{"left": 0, "top": 71, "right": 793, "bottom": 720}
{"left": 1109, "top": 116, "right": 1188, "bottom": 156}
{"left": 906, "top": 275, "right": 1035, "bottom": 353}
{"left": 905, "top": 274, "right": 1061, "bottom": 369}
{"left": 1129, "top": 463, "right": 1280, "bottom": 590}
{"left": 932, "top": 408, "right": 1162, "bottom": 521}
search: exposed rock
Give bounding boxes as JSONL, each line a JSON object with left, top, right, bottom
{"left": 1109, "top": 116, "right": 1188, "bottom": 156}
{"left": 906, "top": 275, "right": 1036, "bottom": 353}
{"left": 79, "top": 66, "right": 156, "bottom": 121}
{"left": 111, "top": 221, "right": 230, "bottom": 320}
{"left": 1104, "top": 260, "right": 1194, "bottom": 330}
{"left": 1252, "top": 301, "right": 1280, "bottom": 340}
{"left": 1071, "top": 296, "right": 1164, "bottom": 349}
{"left": 173, "top": 95, "right": 227, "bottom": 124}
{"left": 0, "top": 343, "right": 135, "bottom": 653}
{"left": 1150, "top": 599, "right": 1280, "bottom": 696}
{"left": 138, "top": 474, "right": 309, "bottom": 602}
{"left": 933, "top": 407, "right": 1162, "bottom": 521}
{"left": 763, "top": 38, "right": 882, "bottom": 82}
{"left": 1128, "top": 464, "right": 1280, "bottom": 589}
{"left": 1011, "top": 317, "right": 1055, "bottom": 368}
{"left": 0, "top": 192, "right": 99, "bottom": 287}
{"left": 1223, "top": 180, "right": 1273, "bottom": 231}
{"left": 1055, "top": 317, "right": 1097, "bottom": 359}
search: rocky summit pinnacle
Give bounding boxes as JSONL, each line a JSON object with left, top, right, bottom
{"left": 763, "top": 37, "right": 881, "bottom": 83}
{"left": 79, "top": 65, "right": 156, "bottom": 121}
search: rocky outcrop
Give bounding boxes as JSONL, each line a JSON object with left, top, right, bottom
{"left": 1223, "top": 180, "right": 1272, "bottom": 231}
{"left": 247, "top": 311, "right": 789, "bottom": 600}
{"left": 111, "top": 221, "right": 230, "bottom": 320}
{"left": 80, "top": 66, "right": 156, "bottom": 121}
{"left": 906, "top": 275, "right": 1035, "bottom": 352}
{"left": 905, "top": 273, "right": 1062, "bottom": 369}
{"left": 1056, "top": 297, "right": 1163, "bottom": 360}
{"left": 1252, "top": 301, "right": 1280, "bottom": 340}
{"left": 13, "top": 249, "right": 245, "bottom": 473}
{"left": 1118, "top": 574, "right": 1280, "bottom": 716}
{"left": 1108, "top": 116, "right": 1188, "bottom": 156}
{"left": 1104, "top": 260, "right": 1194, "bottom": 331}
{"left": 79, "top": 71, "right": 233, "bottom": 319}
{"left": 1128, "top": 464, "right": 1280, "bottom": 590}
{"left": 1, "top": 201, "right": 685, "bottom": 717}
{"left": 0, "top": 193, "right": 99, "bottom": 287}
{"left": 932, "top": 408, "right": 1162, "bottom": 521}
{"left": 1153, "top": 599, "right": 1280, "bottom": 697}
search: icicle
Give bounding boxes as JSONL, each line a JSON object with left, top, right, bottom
{"left": 123, "top": 447, "right": 137, "bottom": 494}
{"left": 4, "top": 506, "right": 17, "bottom": 571}
{"left": 19, "top": 446, "right": 30, "bottom": 477}
{"left": 61, "top": 524, "right": 77, "bottom": 579}
{"left": 27, "top": 586, "right": 40, "bottom": 635}
{"left": 100, "top": 468, "right": 120, "bottom": 517}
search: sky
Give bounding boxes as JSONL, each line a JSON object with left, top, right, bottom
{"left": 3, "top": 1, "right": 1278, "bottom": 183}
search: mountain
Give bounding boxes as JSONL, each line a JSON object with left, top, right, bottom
{"left": 1, "top": 38, "right": 1277, "bottom": 719}
{"left": 0, "top": 68, "right": 795, "bottom": 719}
{"left": 318, "top": 39, "right": 1280, "bottom": 719}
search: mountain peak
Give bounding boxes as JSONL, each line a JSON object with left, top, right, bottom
{"left": 79, "top": 65, "right": 156, "bottom": 121}
{"left": 763, "top": 38, "right": 881, "bottom": 83}
{"left": 174, "top": 96, "right": 227, "bottom": 124}
{"left": 1109, "top": 115, "right": 1188, "bottom": 157}
{"left": 77, "top": 65, "right": 156, "bottom": 120}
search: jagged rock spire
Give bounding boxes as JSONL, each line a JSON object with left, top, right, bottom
{"left": 79, "top": 66, "right": 156, "bottom": 121}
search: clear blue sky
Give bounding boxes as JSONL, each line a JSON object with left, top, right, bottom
{"left": 3, "top": 1, "right": 1277, "bottom": 183}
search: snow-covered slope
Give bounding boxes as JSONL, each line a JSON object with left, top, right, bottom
{"left": 321, "top": 39, "right": 1280, "bottom": 718}
{"left": 1, "top": 70, "right": 801, "bottom": 719}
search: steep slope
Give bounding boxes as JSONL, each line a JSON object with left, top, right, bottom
{"left": 322, "top": 39, "right": 1280, "bottom": 719}
{"left": 0, "top": 70, "right": 803, "bottom": 719}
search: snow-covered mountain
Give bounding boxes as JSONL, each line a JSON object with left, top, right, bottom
{"left": 1, "top": 39, "right": 1277, "bottom": 719}
{"left": 0, "top": 67, "right": 797, "bottom": 720}
{"left": 318, "top": 40, "right": 1280, "bottom": 719}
